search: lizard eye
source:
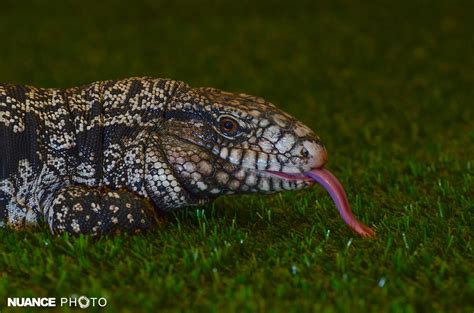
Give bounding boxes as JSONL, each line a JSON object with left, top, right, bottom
{"left": 218, "top": 116, "right": 240, "bottom": 136}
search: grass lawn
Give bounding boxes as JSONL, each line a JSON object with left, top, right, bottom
{"left": 0, "top": 0, "right": 473, "bottom": 312}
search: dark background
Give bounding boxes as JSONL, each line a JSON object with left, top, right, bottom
{"left": 0, "top": 1, "right": 472, "bottom": 312}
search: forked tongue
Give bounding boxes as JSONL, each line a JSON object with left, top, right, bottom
{"left": 306, "top": 169, "right": 375, "bottom": 238}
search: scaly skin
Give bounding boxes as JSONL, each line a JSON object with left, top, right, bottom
{"left": 0, "top": 77, "right": 327, "bottom": 235}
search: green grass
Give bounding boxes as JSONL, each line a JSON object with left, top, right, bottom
{"left": 0, "top": 0, "right": 473, "bottom": 312}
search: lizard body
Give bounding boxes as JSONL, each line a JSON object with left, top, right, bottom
{"left": 0, "top": 77, "right": 326, "bottom": 235}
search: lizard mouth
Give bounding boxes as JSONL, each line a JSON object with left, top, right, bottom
{"left": 265, "top": 168, "right": 375, "bottom": 238}
{"left": 264, "top": 170, "right": 314, "bottom": 181}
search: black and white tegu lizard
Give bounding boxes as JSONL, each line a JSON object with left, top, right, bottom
{"left": 0, "top": 77, "right": 374, "bottom": 236}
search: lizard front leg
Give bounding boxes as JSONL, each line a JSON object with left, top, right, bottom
{"left": 45, "top": 185, "right": 159, "bottom": 236}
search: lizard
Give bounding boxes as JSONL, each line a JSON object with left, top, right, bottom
{"left": 0, "top": 77, "right": 373, "bottom": 236}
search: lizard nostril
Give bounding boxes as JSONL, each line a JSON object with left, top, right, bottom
{"left": 301, "top": 147, "right": 309, "bottom": 158}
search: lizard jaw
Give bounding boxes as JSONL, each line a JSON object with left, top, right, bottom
{"left": 263, "top": 169, "right": 315, "bottom": 182}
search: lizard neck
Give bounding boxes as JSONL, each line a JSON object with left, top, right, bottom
{"left": 67, "top": 77, "right": 187, "bottom": 188}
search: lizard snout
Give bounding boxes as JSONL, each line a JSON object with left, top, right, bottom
{"left": 283, "top": 139, "right": 327, "bottom": 173}
{"left": 302, "top": 139, "right": 328, "bottom": 170}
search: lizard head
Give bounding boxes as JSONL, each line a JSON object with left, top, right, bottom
{"left": 153, "top": 86, "right": 327, "bottom": 205}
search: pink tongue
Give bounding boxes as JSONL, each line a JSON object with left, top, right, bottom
{"left": 306, "top": 169, "right": 375, "bottom": 238}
